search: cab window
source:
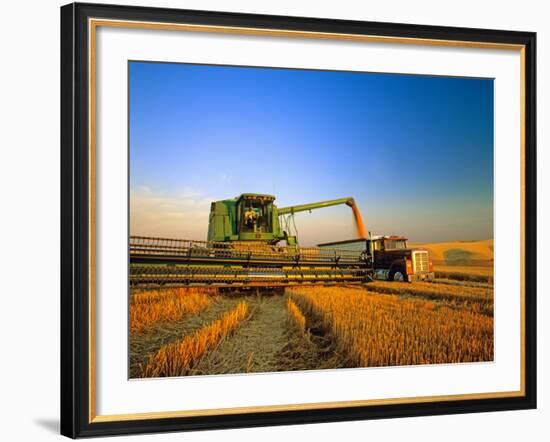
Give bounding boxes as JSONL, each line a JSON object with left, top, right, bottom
{"left": 385, "top": 239, "right": 407, "bottom": 249}
{"left": 240, "top": 199, "right": 272, "bottom": 233}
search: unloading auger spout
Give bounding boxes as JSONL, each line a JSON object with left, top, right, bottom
{"left": 278, "top": 197, "right": 367, "bottom": 240}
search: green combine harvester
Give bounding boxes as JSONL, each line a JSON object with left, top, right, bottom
{"left": 130, "top": 193, "right": 370, "bottom": 287}
{"left": 207, "top": 193, "right": 364, "bottom": 247}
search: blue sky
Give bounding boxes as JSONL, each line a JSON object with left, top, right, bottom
{"left": 129, "top": 61, "right": 494, "bottom": 245}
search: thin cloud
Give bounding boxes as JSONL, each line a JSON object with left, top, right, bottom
{"left": 130, "top": 187, "right": 212, "bottom": 240}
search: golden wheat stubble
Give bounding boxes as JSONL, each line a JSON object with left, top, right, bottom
{"left": 139, "top": 301, "right": 249, "bottom": 377}
{"left": 289, "top": 287, "right": 493, "bottom": 367}
{"left": 287, "top": 297, "right": 306, "bottom": 335}
{"left": 130, "top": 287, "right": 216, "bottom": 333}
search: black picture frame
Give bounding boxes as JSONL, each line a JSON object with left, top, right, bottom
{"left": 61, "top": 2, "right": 537, "bottom": 438}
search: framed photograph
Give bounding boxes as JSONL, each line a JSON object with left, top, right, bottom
{"left": 60, "top": 2, "right": 537, "bottom": 438}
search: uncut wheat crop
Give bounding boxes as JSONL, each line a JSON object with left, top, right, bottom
{"left": 289, "top": 287, "right": 493, "bottom": 367}
{"left": 139, "top": 301, "right": 249, "bottom": 377}
{"left": 287, "top": 297, "right": 306, "bottom": 335}
{"left": 366, "top": 281, "right": 493, "bottom": 315}
{"left": 130, "top": 287, "right": 217, "bottom": 333}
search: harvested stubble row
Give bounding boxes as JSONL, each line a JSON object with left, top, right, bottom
{"left": 130, "top": 288, "right": 217, "bottom": 333}
{"left": 139, "top": 301, "right": 249, "bottom": 377}
{"left": 435, "top": 268, "right": 493, "bottom": 284}
{"left": 366, "top": 281, "right": 493, "bottom": 316}
{"left": 289, "top": 287, "right": 493, "bottom": 367}
{"left": 287, "top": 298, "right": 306, "bottom": 335}
{"left": 427, "top": 278, "right": 493, "bottom": 290}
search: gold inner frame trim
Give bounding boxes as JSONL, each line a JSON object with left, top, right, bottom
{"left": 90, "top": 18, "right": 525, "bottom": 50}
{"left": 91, "top": 390, "right": 524, "bottom": 423}
{"left": 88, "top": 17, "right": 527, "bottom": 423}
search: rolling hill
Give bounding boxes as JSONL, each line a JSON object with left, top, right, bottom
{"left": 409, "top": 239, "right": 494, "bottom": 266}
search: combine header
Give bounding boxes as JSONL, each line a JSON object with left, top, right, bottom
{"left": 130, "top": 193, "right": 370, "bottom": 287}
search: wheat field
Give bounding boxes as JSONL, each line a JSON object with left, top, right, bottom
{"left": 288, "top": 286, "right": 493, "bottom": 367}
{"left": 409, "top": 239, "right": 494, "bottom": 264}
{"left": 287, "top": 298, "right": 307, "bottom": 335}
{"left": 365, "top": 281, "right": 493, "bottom": 315}
{"left": 139, "top": 301, "right": 249, "bottom": 377}
{"left": 130, "top": 261, "right": 494, "bottom": 377}
{"left": 130, "top": 287, "right": 216, "bottom": 333}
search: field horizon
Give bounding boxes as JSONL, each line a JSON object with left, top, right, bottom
{"left": 409, "top": 238, "right": 493, "bottom": 266}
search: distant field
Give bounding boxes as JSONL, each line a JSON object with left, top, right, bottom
{"left": 410, "top": 239, "right": 493, "bottom": 267}
{"left": 433, "top": 264, "right": 493, "bottom": 284}
{"left": 408, "top": 239, "right": 494, "bottom": 283}
{"left": 436, "top": 265, "right": 493, "bottom": 277}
